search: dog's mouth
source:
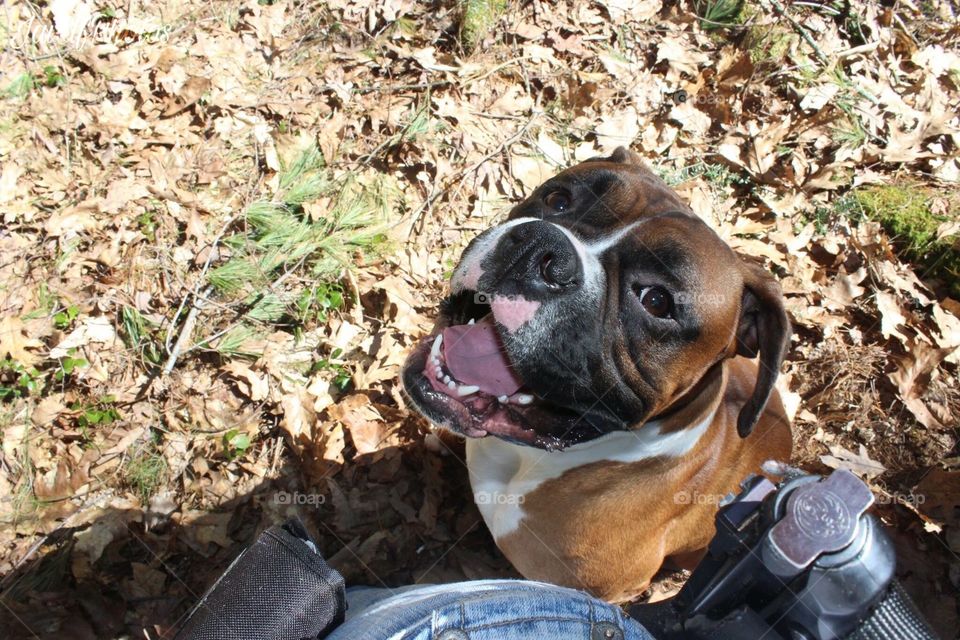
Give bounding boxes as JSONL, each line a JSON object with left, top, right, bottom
{"left": 401, "top": 290, "right": 609, "bottom": 450}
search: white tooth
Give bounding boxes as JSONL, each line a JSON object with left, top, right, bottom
{"left": 443, "top": 375, "right": 451, "bottom": 384}
{"left": 497, "top": 395, "right": 508, "bottom": 403}
{"left": 513, "top": 393, "right": 534, "bottom": 405}
{"left": 431, "top": 355, "right": 440, "bottom": 366}
{"left": 457, "top": 385, "right": 480, "bottom": 396}
{"left": 431, "top": 334, "right": 443, "bottom": 358}
{"left": 447, "top": 380, "right": 456, "bottom": 389}
{"left": 468, "top": 318, "right": 476, "bottom": 325}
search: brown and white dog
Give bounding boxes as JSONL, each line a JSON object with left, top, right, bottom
{"left": 402, "top": 147, "right": 792, "bottom": 603}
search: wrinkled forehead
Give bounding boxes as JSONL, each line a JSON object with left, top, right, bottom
{"left": 508, "top": 161, "right": 693, "bottom": 237}
{"left": 616, "top": 215, "right": 743, "bottom": 288}
{"left": 507, "top": 161, "right": 742, "bottom": 284}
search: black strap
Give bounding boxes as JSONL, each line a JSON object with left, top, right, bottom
{"left": 848, "top": 581, "right": 939, "bottom": 640}
{"left": 175, "top": 518, "right": 346, "bottom": 640}
{"left": 628, "top": 580, "right": 941, "bottom": 640}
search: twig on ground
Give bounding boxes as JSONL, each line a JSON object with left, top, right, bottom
{"left": 893, "top": 13, "right": 920, "bottom": 47}
{"left": 162, "top": 214, "right": 238, "bottom": 357}
{"left": 406, "top": 112, "right": 540, "bottom": 238}
{"left": 162, "top": 285, "right": 213, "bottom": 375}
{"left": 181, "top": 256, "right": 308, "bottom": 355}
{"left": 836, "top": 41, "right": 881, "bottom": 59}
{"left": 164, "top": 289, "right": 192, "bottom": 357}
{"left": 328, "top": 56, "right": 529, "bottom": 98}
{"left": 765, "top": 0, "right": 830, "bottom": 66}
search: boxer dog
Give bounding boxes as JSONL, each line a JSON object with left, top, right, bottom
{"left": 401, "top": 147, "right": 792, "bottom": 603}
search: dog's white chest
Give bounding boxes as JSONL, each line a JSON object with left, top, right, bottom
{"left": 465, "top": 411, "right": 715, "bottom": 540}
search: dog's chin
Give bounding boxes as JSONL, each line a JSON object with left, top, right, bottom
{"left": 401, "top": 290, "right": 611, "bottom": 451}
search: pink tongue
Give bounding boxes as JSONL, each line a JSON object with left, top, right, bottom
{"left": 442, "top": 318, "right": 523, "bottom": 397}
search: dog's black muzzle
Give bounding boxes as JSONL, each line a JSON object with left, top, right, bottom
{"left": 481, "top": 220, "right": 583, "bottom": 298}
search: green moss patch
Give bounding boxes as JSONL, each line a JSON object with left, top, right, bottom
{"left": 745, "top": 23, "right": 797, "bottom": 64}
{"left": 845, "top": 184, "right": 960, "bottom": 297}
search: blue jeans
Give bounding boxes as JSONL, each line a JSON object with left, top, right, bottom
{"left": 325, "top": 579, "right": 654, "bottom": 640}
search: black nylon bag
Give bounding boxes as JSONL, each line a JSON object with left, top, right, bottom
{"left": 175, "top": 518, "right": 346, "bottom": 640}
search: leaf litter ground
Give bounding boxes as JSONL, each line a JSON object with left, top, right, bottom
{"left": 0, "top": 0, "right": 959, "bottom": 637}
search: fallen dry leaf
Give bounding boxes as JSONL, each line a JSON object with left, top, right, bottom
{"left": 821, "top": 444, "right": 886, "bottom": 480}
{"left": 888, "top": 340, "right": 954, "bottom": 429}
{"left": 875, "top": 291, "right": 911, "bottom": 344}
{"left": 49, "top": 316, "right": 118, "bottom": 359}
{"left": 0, "top": 315, "right": 45, "bottom": 366}
{"left": 327, "top": 394, "right": 388, "bottom": 456}
{"left": 821, "top": 267, "right": 867, "bottom": 311}
{"left": 224, "top": 361, "right": 270, "bottom": 402}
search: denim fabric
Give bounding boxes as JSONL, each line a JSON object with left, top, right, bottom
{"left": 325, "top": 579, "right": 654, "bottom": 640}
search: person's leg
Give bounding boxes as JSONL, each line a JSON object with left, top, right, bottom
{"left": 327, "top": 579, "right": 654, "bottom": 640}
{"left": 341, "top": 585, "right": 427, "bottom": 621}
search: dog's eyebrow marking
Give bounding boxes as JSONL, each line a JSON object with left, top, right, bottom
{"left": 630, "top": 243, "right": 691, "bottom": 284}
{"left": 550, "top": 219, "right": 647, "bottom": 290}
{"left": 571, "top": 209, "right": 695, "bottom": 255}
{"left": 583, "top": 219, "right": 645, "bottom": 255}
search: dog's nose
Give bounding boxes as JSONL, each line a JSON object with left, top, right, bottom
{"left": 500, "top": 221, "right": 580, "bottom": 293}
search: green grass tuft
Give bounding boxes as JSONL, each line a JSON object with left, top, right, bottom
{"left": 656, "top": 161, "right": 749, "bottom": 189}
{"left": 125, "top": 441, "right": 168, "bottom": 502}
{"left": 209, "top": 145, "right": 388, "bottom": 301}
{"left": 245, "top": 292, "right": 289, "bottom": 323}
{"left": 210, "top": 324, "right": 260, "bottom": 357}
{"left": 280, "top": 144, "right": 326, "bottom": 191}
{"left": 197, "top": 143, "right": 393, "bottom": 359}
{"left": 459, "top": 0, "right": 507, "bottom": 52}
{"left": 120, "top": 306, "right": 162, "bottom": 366}
{"left": 695, "top": 0, "right": 744, "bottom": 30}
{"left": 4, "top": 73, "right": 35, "bottom": 99}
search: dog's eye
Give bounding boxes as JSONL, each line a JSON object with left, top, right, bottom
{"left": 636, "top": 286, "right": 673, "bottom": 318}
{"left": 544, "top": 190, "right": 571, "bottom": 212}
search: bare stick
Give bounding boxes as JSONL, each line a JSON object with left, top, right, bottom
{"left": 163, "top": 214, "right": 237, "bottom": 355}
{"left": 162, "top": 285, "right": 213, "bottom": 375}
{"left": 406, "top": 112, "right": 539, "bottom": 237}
{"left": 765, "top": 0, "right": 829, "bottom": 66}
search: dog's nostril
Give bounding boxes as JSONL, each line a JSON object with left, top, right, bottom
{"left": 539, "top": 252, "right": 573, "bottom": 286}
{"left": 539, "top": 253, "right": 554, "bottom": 283}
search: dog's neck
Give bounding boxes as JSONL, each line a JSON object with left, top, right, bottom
{"left": 647, "top": 360, "right": 728, "bottom": 433}
{"left": 465, "top": 366, "right": 726, "bottom": 540}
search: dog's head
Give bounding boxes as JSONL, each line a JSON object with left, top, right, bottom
{"left": 402, "top": 148, "right": 790, "bottom": 450}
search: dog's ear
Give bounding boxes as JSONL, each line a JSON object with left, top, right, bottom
{"left": 734, "top": 260, "right": 791, "bottom": 438}
{"left": 587, "top": 146, "right": 645, "bottom": 166}
{"left": 587, "top": 147, "right": 672, "bottom": 185}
